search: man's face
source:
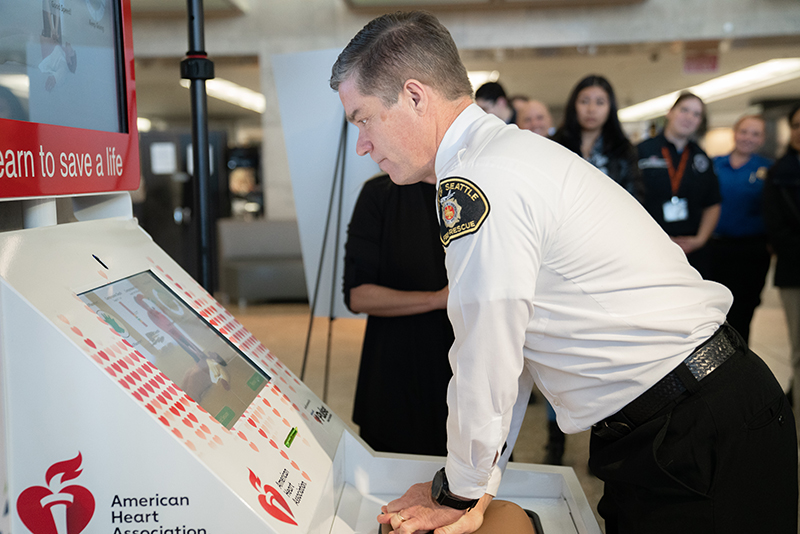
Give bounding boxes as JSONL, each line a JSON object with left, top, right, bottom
{"left": 339, "top": 77, "right": 436, "bottom": 185}
{"left": 475, "top": 97, "right": 498, "bottom": 115}
{"left": 519, "top": 101, "right": 552, "bottom": 137}
{"left": 476, "top": 96, "right": 512, "bottom": 119}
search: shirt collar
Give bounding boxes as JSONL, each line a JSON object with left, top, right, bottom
{"left": 435, "top": 103, "right": 487, "bottom": 179}
{"left": 720, "top": 153, "right": 770, "bottom": 171}
{"left": 660, "top": 132, "right": 696, "bottom": 155}
{"left": 718, "top": 154, "right": 733, "bottom": 169}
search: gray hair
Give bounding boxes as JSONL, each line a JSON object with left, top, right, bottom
{"left": 330, "top": 11, "right": 473, "bottom": 106}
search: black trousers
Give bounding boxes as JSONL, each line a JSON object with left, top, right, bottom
{"left": 709, "top": 235, "right": 771, "bottom": 343}
{"left": 589, "top": 331, "right": 798, "bottom": 534}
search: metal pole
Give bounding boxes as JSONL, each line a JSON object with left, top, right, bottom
{"left": 182, "top": 0, "right": 214, "bottom": 291}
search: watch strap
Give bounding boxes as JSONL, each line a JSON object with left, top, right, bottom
{"left": 433, "top": 468, "right": 479, "bottom": 510}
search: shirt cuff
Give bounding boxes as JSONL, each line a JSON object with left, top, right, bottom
{"left": 486, "top": 465, "right": 503, "bottom": 496}
{"left": 445, "top": 457, "right": 502, "bottom": 500}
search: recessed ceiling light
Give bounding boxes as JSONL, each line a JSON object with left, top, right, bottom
{"left": 137, "top": 117, "right": 152, "bottom": 132}
{"left": 180, "top": 78, "right": 266, "bottom": 114}
{"left": 619, "top": 58, "right": 800, "bottom": 122}
{"left": 467, "top": 70, "right": 500, "bottom": 92}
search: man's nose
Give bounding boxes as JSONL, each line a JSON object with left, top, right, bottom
{"left": 356, "top": 133, "right": 372, "bottom": 156}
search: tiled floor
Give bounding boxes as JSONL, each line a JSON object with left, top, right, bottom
{"left": 225, "top": 272, "right": 793, "bottom": 533}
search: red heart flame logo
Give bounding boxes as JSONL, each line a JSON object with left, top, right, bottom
{"left": 248, "top": 468, "right": 297, "bottom": 526}
{"left": 258, "top": 486, "right": 297, "bottom": 526}
{"left": 17, "top": 453, "right": 95, "bottom": 534}
{"left": 17, "top": 485, "right": 95, "bottom": 534}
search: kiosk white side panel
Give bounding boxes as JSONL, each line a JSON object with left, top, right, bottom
{"left": 1, "top": 283, "right": 271, "bottom": 533}
{"left": 0, "top": 219, "right": 350, "bottom": 534}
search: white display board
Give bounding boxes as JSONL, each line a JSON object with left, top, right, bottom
{"left": 272, "top": 48, "right": 381, "bottom": 320}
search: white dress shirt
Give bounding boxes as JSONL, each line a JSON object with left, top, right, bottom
{"left": 436, "top": 104, "right": 732, "bottom": 498}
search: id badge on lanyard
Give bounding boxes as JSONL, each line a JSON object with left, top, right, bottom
{"left": 663, "top": 196, "right": 689, "bottom": 222}
{"left": 661, "top": 146, "right": 690, "bottom": 223}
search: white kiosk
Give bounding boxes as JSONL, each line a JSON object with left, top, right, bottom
{"left": 0, "top": 2, "right": 601, "bottom": 533}
{"left": 0, "top": 215, "right": 600, "bottom": 534}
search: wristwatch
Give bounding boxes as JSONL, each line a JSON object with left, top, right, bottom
{"left": 431, "top": 468, "right": 479, "bottom": 510}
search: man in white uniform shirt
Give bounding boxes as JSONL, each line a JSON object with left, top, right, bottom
{"left": 330, "top": 12, "right": 797, "bottom": 534}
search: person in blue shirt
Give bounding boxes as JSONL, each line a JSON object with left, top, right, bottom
{"left": 709, "top": 115, "right": 772, "bottom": 343}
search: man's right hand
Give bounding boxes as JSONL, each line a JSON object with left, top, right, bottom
{"left": 377, "top": 483, "right": 492, "bottom": 534}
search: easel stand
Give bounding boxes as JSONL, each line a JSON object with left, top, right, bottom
{"left": 300, "top": 117, "right": 348, "bottom": 403}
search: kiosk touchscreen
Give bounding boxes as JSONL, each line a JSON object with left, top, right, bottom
{"left": 79, "top": 271, "right": 270, "bottom": 430}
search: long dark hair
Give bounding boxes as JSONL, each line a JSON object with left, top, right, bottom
{"left": 552, "top": 74, "right": 631, "bottom": 158}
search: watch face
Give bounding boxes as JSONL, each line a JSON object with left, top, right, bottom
{"left": 431, "top": 469, "right": 444, "bottom": 500}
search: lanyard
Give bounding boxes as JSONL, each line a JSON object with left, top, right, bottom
{"left": 661, "top": 146, "right": 690, "bottom": 196}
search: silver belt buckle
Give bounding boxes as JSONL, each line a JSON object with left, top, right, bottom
{"left": 684, "top": 327, "right": 736, "bottom": 381}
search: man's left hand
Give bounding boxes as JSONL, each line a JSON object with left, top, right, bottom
{"left": 377, "top": 482, "right": 491, "bottom": 534}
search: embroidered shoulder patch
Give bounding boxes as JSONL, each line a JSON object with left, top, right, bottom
{"left": 693, "top": 153, "right": 709, "bottom": 173}
{"left": 438, "top": 177, "right": 490, "bottom": 246}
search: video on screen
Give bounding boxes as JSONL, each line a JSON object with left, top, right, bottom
{"left": 79, "top": 271, "right": 270, "bottom": 429}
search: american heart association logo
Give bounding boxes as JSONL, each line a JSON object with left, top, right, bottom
{"left": 248, "top": 469, "right": 297, "bottom": 526}
{"left": 16, "top": 452, "right": 95, "bottom": 534}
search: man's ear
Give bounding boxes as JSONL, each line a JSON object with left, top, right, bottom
{"left": 403, "top": 79, "right": 428, "bottom": 116}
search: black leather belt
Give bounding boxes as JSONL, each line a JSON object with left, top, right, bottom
{"left": 594, "top": 324, "right": 740, "bottom": 439}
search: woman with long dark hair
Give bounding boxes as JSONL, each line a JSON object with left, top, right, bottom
{"left": 552, "top": 74, "right": 642, "bottom": 199}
